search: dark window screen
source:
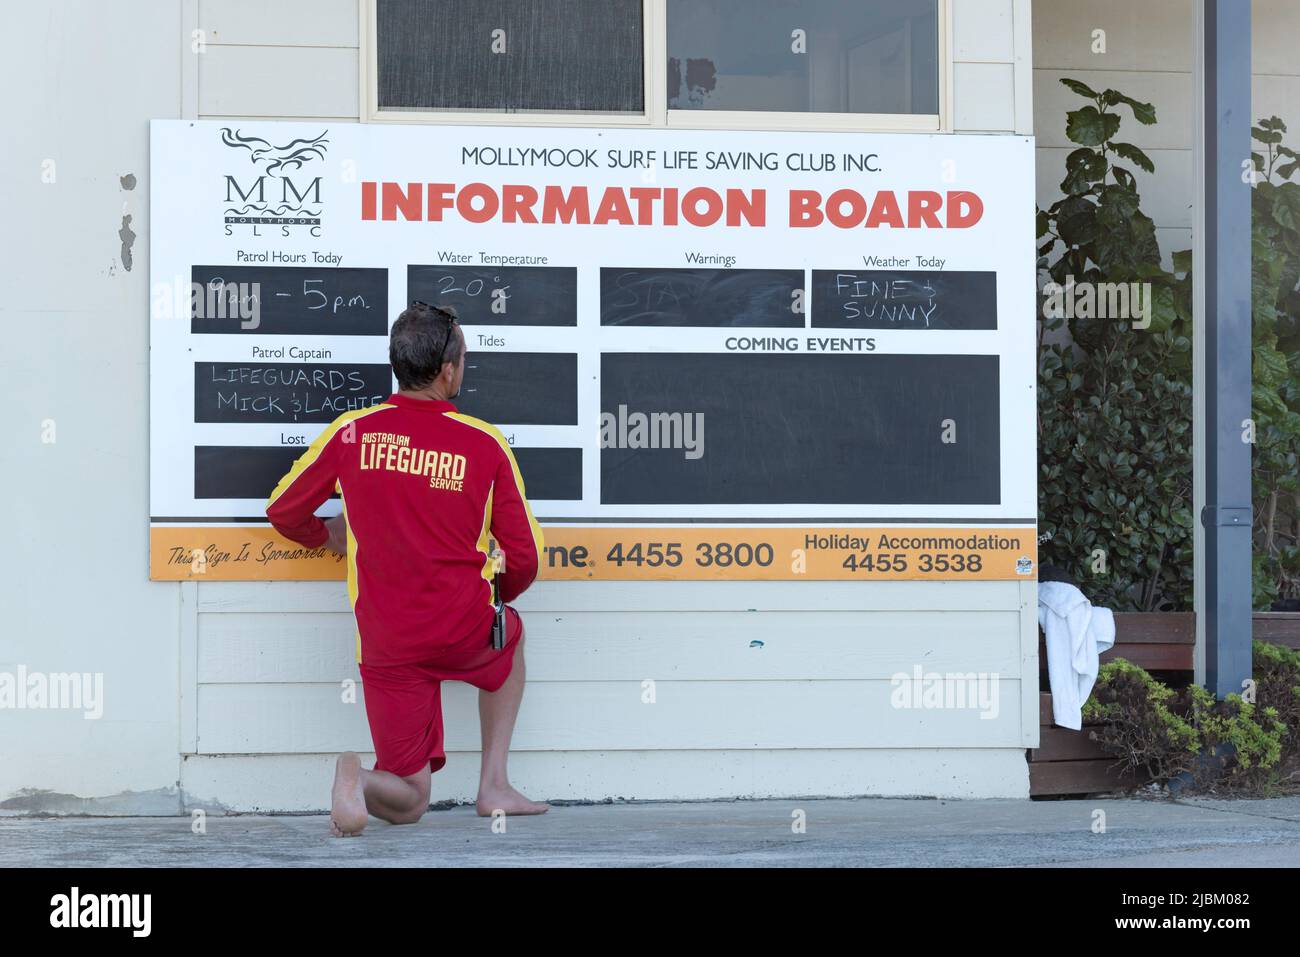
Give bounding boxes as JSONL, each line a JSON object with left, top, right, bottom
{"left": 667, "top": 0, "right": 938, "bottom": 115}
{"left": 377, "top": 0, "right": 645, "bottom": 114}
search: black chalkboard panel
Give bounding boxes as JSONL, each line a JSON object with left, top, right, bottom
{"left": 600, "top": 353, "right": 999, "bottom": 505}
{"left": 457, "top": 352, "right": 577, "bottom": 425}
{"left": 195, "top": 444, "right": 576, "bottom": 503}
{"left": 407, "top": 265, "right": 577, "bottom": 326}
{"left": 811, "top": 270, "right": 997, "bottom": 330}
{"left": 513, "top": 447, "right": 582, "bottom": 501}
{"left": 195, "top": 363, "right": 391, "bottom": 424}
{"left": 195, "top": 446, "right": 330, "bottom": 501}
{"left": 190, "top": 265, "right": 388, "bottom": 335}
{"left": 600, "top": 268, "right": 805, "bottom": 327}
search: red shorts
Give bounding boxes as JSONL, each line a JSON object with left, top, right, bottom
{"left": 358, "top": 605, "right": 523, "bottom": 778}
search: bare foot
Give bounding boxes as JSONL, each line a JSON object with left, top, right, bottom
{"left": 476, "top": 784, "right": 550, "bottom": 817}
{"left": 330, "top": 752, "right": 369, "bottom": 837}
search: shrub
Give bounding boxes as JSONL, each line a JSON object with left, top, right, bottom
{"left": 1082, "top": 658, "right": 1199, "bottom": 782}
{"left": 1082, "top": 644, "right": 1300, "bottom": 795}
{"left": 1253, "top": 638, "right": 1300, "bottom": 778}
{"left": 1184, "top": 686, "right": 1284, "bottom": 792}
{"left": 1037, "top": 79, "right": 1194, "bottom": 611}
{"left": 1247, "top": 119, "right": 1300, "bottom": 608}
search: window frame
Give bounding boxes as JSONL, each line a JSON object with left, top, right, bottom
{"left": 360, "top": 0, "right": 951, "bottom": 132}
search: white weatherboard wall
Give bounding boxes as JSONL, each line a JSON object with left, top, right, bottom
{"left": 954, "top": 0, "right": 1035, "bottom": 134}
{"left": 1034, "top": 0, "right": 1300, "bottom": 269}
{"left": 3, "top": 0, "right": 1038, "bottom": 814}
{"left": 1, "top": 1, "right": 185, "bottom": 815}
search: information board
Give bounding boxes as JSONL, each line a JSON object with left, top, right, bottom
{"left": 149, "top": 120, "right": 1037, "bottom": 581}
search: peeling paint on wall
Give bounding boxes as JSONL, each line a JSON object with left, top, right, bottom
{"left": 120, "top": 172, "right": 137, "bottom": 190}
{"left": 118, "top": 213, "right": 135, "bottom": 271}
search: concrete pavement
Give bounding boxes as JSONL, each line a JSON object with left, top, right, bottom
{"left": 3, "top": 796, "right": 1299, "bottom": 867}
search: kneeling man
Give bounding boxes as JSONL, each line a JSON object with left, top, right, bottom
{"left": 266, "top": 301, "right": 548, "bottom": 836}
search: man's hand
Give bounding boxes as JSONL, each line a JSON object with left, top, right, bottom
{"left": 324, "top": 515, "right": 348, "bottom": 556}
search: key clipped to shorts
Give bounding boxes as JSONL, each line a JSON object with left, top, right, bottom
{"left": 488, "top": 545, "right": 507, "bottom": 650}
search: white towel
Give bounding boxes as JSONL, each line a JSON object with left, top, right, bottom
{"left": 1037, "top": 581, "right": 1117, "bottom": 730}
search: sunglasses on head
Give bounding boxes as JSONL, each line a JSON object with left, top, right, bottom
{"left": 410, "top": 300, "right": 459, "bottom": 371}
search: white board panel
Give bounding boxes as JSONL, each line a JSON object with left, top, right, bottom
{"left": 1011, "top": 0, "right": 1034, "bottom": 136}
{"left": 197, "top": 609, "right": 1023, "bottom": 682}
{"left": 195, "top": 578, "right": 1026, "bottom": 614}
{"left": 1253, "top": 0, "right": 1300, "bottom": 76}
{"left": 954, "top": 62, "right": 1016, "bottom": 131}
{"left": 198, "top": 612, "right": 358, "bottom": 683}
{"left": 1253, "top": 75, "right": 1300, "bottom": 133}
{"left": 200, "top": 0, "right": 360, "bottom": 47}
{"left": 196, "top": 678, "right": 1025, "bottom": 753}
{"left": 180, "top": 748, "right": 1031, "bottom": 808}
{"left": 1031, "top": 0, "right": 1193, "bottom": 72}
{"left": 953, "top": 0, "right": 1014, "bottom": 64}
{"left": 198, "top": 46, "right": 359, "bottom": 117}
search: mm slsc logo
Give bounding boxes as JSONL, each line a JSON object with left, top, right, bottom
{"left": 221, "top": 128, "right": 329, "bottom": 237}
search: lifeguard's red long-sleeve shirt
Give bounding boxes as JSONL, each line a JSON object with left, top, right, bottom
{"left": 265, "top": 394, "right": 544, "bottom": 666}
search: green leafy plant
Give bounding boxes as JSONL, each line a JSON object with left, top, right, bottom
{"left": 1037, "top": 80, "right": 1194, "bottom": 610}
{"left": 1083, "top": 644, "right": 1300, "bottom": 795}
{"left": 1184, "top": 686, "right": 1284, "bottom": 791}
{"left": 1082, "top": 658, "right": 1199, "bottom": 782}
{"left": 1247, "top": 118, "right": 1300, "bottom": 608}
{"left": 1253, "top": 638, "right": 1300, "bottom": 785}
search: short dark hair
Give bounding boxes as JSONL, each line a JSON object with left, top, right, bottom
{"left": 389, "top": 301, "right": 463, "bottom": 390}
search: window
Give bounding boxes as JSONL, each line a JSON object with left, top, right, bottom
{"left": 667, "top": 0, "right": 939, "bottom": 117}
{"left": 364, "top": 0, "right": 948, "bottom": 130}
{"left": 374, "top": 0, "right": 645, "bottom": 115}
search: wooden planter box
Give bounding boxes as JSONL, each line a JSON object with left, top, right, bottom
{"left": 1029, "top": 611, "right": 1300, "bottom": 797}
{"left": 1029, "top": 697, "right": 1154, "bottom": 795}
{"left": 1253, "top": 612, "right": 1300, "bottom": 650}
{"left": 1029, "top": 612, "right": 1193, "bottom": 797}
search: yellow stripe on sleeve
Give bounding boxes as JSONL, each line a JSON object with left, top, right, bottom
{"left": 339, "top": 491, "right": 364, "bottom": 662}
{"left": 265, "top": 403, "right": 394, "bottom": 512}
{"left": 444, "top": 412, "right": 545, "bottom": 573}
{"left": 475, "top": 480, "right": 495, "bottom": 609}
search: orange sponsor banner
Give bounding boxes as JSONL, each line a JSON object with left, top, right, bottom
{"left": 151, "top": 525, "right": 1037, "bottom": 582}
{"left": 150, "top": 526, "right": 347, "bottom": 580}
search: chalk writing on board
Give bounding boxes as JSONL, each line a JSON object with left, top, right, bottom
{"left": 194, "top": 363, "right": 392, "bottom": 424}
{"left": 190, "top": 265, "right": 388, "bottom": 335}
{"left": 810, "top": 270, "right": 997, "bottom": 331}
{"left": 407, "top": 265, "right": 576, "bottom": 326}
{"left": 456, "top": 352, "right": 578, "bottom": 425}
{"left": 600, "top": 268, "right": 804, "bottom": 327}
